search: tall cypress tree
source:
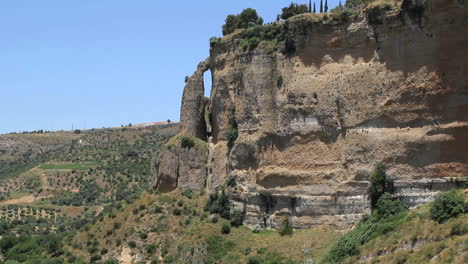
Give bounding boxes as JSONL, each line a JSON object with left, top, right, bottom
{"left": 309, "top": 0, "right": 312, "bottom": 12}
{"left": 339, "top": 0, "right": 342, "bottom": 7}
{"left": 313, "top": 2, "right": 316, "bottom": 13}
{"left": 325, "top": 0, "right": 328, "bottom": 12}
{"left": 320, "top": 0, "right": 323, "bottom": 13}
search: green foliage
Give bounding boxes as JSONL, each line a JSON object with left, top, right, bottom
{"left": 376, "top": 193, "right": 407, "bottom": 219}
{"left": 277, "top": 75, "right": 283, "bottom": 88}
{"left": 330, "top": 5, "right": 359, "bottom": 22}
{"left": 180, "top": 136, "right": 195, "bottom": 149}
{"left": 204, "top": 190, "right": 231, "bottom": 219}
{"left": 346, "top": 0, "right": 372, "bottom": 8}
{"left": 209, "top": 37, "right": 221, "bottom": 47}
{"left": 278, "top": 217, "right": 293, "bottom": 236}
{"left": 450, "top": 221, "right": 468, "bottom": 236}
{"left": 90, "top": 254, "right": 102, "bottom": 262}
{"left": 320, "top": 194, "right": 408, "bottom": 263}
{"left": 221, "top": 223, "right": 231, "bottom": 234}
{"left": 172, "top": 208, "right": 182, "bottom": 216}
{"left": 103, "top": 260, "right": 119, "bottom": 264}
{"left": 430, "top": 189, "right": 466, "bottom": 223}
{"left": 247, "top": 251, "right": 296, "bottom": 264}
{"left": 128, "top": 241, "right": 136, "bottom": 249}
{"left": 280, "top": 3, "right": 309, "bottom": 20}
{"left": 205, "top": 235, "right": 236, "bottom": 264}
{"left": 230, "top": 211, "right": 244, "bottom": 227}
{"left": 370, "top": 163, "right": 391, "bottom": 209}
{"left": 238, "top": 23, "right": 286, "bottom": 52}
{"left": 0, "top": 233, "right": 65, "bottom": 263}
{"left": 226, "top": 128, "right": 238, "bottom": 148}
{"left": 222, "top": 8, "right": 264, "bottom": 36}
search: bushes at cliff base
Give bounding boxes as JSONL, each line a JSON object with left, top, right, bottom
{"left": 320, "top": 193, "right": 407, "bottom": 263}
{"left": 430, "top": 189, "right": 466, "bottom": 223}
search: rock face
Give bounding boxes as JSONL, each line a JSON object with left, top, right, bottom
{"left": 151, "top": 136, "right": 208, "bottom": 193}
{"left": 153, "top": 0, "right": 468, "bottom": 228}
{"left": 180, "top": 59, "right": 210, "bottom": 140}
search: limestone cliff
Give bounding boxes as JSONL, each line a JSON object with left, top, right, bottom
{"left": 152, "top": 0, "right": 468, "bottom": 228}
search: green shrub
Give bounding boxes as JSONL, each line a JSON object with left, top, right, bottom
{"left": 139, "top": 232, "right": 148, "bottom": 240}
{"left": 248, "top": 251, "right": 295, "bottom": 264}
{"left": 205, "top": 190, "right": 231, "bottom": 219}
{"left": 346, "top": 0, "right": 372, "bottom": 8}
{"left": 173, "top": 208, "right": 182, "bottom": 216}
{"left": 205, "top": 235, "right": 236, "bottom": 264}
{"left": 230, "top": 211, "right": 243, "bottom": 227}
{"left": 280, "top": 3, "right": 309, "bottom": 20}
{"left": 222, "top": 8, "right": 264, "bottom": 36}
{"left": 330, "top": 5, "right": 358, "bottom": 22}
{"left": 145, "top": 243, "right": 158, "bottom": 254}
{"left": 320, "top": 194, "right": 408, "bottom": 263}
{"left": 128, "top": 241, "right": 136, "bottom": 249}
{"left": 103, "top": 260, "right": 119, "bottom": 264}
{"left": 278, "top": 217, "right": 293, "bottom": 236}
{"left": 226, "top": 128, "right": 238, "bottom": 148}
{"left": 221, "top": 223, "right": 231, "bottom": 234}
{"left": 180, "top": 137, "right": 195, "bottom": 149}
{"left": 90, "top": 254, "right": 102, "bottom": 262}
{"left": 450, "top": 221, "right": 468, "bottom": 236}
{"left": 376, "top": 193, "right": 407, "bottom": 219}
{"left": 370, "top": 163, "right": 392, "bottom": 209}
{"left": 430, "top": 190, "right": 466, "bottom": 223}
{"left": 277, "top": 75, "right": 283, "bottom": 88}
{"left": 237, "top": 23, "right": 286, "bottom": 52}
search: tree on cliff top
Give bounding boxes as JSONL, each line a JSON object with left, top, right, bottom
{"left": 280, "top": 3, "right": 309, "bottom": 20}
{"left": 222, "top": 8, "right": 263, "bottom": 36}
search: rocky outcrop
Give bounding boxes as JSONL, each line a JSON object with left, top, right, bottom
{"left": 154, "top": 0, "right": 468, "bottom": 228}
{"left": 180, "top": 59, "right": 210, "bottom": 140}
{"left": 151, "top": 135, "right": 208, "bottom": 193}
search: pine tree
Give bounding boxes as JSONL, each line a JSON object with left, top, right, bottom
{"left": 339, "top": 0, "right": 342, "bottom": 7}
{"left": 309, "top": 0, "right": 312, "bottom": 12}
{"left": 313, "top": 2, "right": 316, "bottom": 13}
{"left": 325, "top": 0, "right": 328, "bottom": 12}
{"left": 320, "top": 0, "right": 323, "bottom": 13}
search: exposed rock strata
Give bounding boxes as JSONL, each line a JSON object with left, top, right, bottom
{"left": 153, "top": 0, "right": 468, "bottom": 228}
{"left": 151, "top": 137, "right": 208, "bottom": 193}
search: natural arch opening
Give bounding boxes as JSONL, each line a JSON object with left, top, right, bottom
{"left": 203, "top": 70, "right": 213, "bottom": 136}
{"left": 203, "top": 70, "right": 212, "bottom": 97}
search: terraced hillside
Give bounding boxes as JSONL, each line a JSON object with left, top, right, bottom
{"left": 0, "top": 124, "right": 178, "bottom": 205}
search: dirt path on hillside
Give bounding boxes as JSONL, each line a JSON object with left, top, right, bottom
{"left": 118, "top": 247, "right": 132, "bottom": 264}
{"left": 0, "top": 194, "right": 53, "bottom": 205}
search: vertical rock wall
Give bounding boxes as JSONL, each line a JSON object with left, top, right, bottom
{"left": 153, "top": 0, "right": 467, "bottom": 228}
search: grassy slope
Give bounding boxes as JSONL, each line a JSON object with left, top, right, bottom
{"left": 69, "top": 191, "right": 340, "bottom": 263}
{"left": 70, "top": 190, "right": 468, "bottom": 264}
{"left": 344, "top": 192, "right": 468, "bottom": 264}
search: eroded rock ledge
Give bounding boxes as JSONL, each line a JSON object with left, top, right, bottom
{"left": 152, "top": 0, "right": 468, "bottom": 229}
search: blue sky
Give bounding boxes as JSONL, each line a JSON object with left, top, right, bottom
{"left": 0, "top": 0, "right": 339, "bottom": 134}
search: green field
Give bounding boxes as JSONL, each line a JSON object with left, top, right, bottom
{"left": 39, "top": 162, "right": 98, "bottom": 170}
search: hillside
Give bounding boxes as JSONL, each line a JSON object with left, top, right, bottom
{"left": 0, "top": 123, "right": 178, "bottom": 205}
{"left": 62, "top": 189, "right": 467, "bottom": 263}
{"left": 0, "top": 0, "right": 467, "bottom": 263}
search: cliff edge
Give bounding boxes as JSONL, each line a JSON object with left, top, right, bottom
{"left": 152, "top": 0, "right": 468, "bottom": 228}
